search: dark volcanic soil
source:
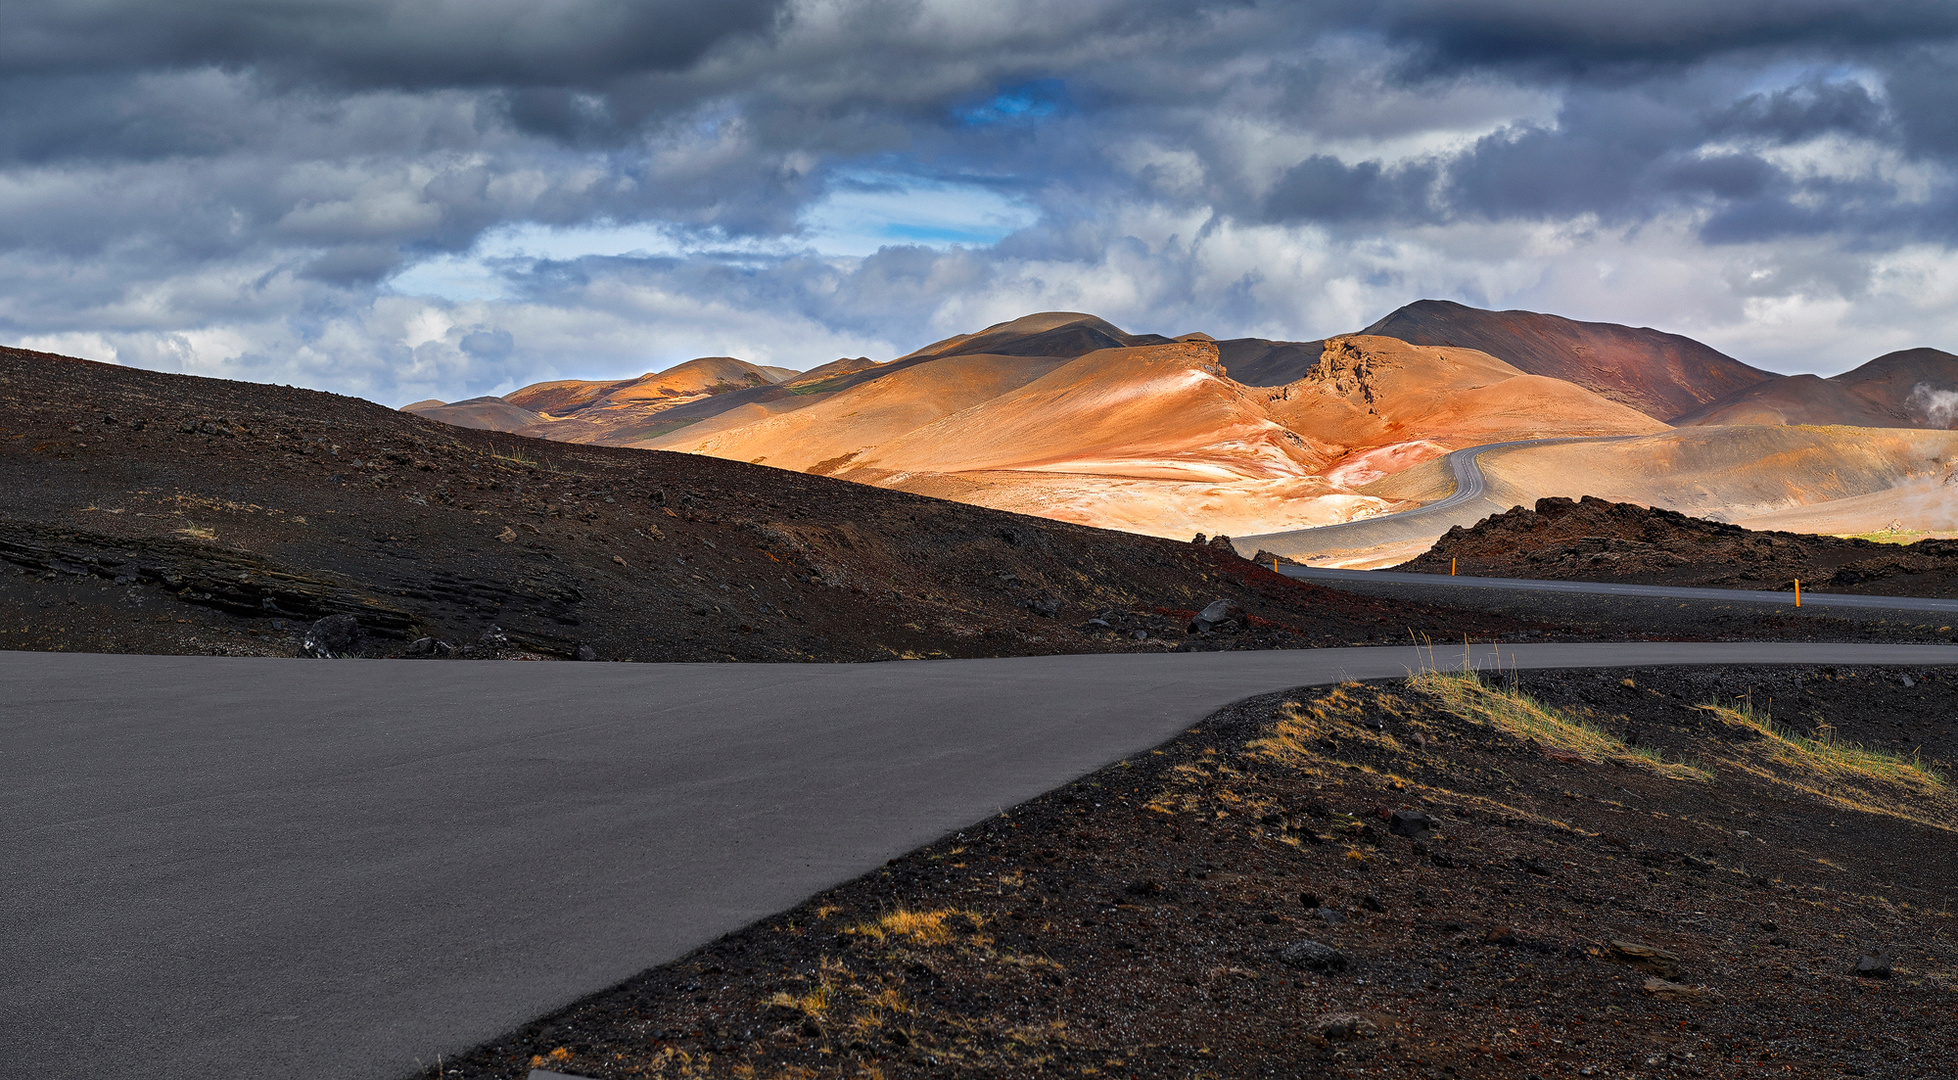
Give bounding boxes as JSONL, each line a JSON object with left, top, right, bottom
{"left": 2, "top": 346, "right": 1550, "bottom": 662}
{"left": 413, "top": 663, "right": 1958, "bottom": 1080}
{"left": 1405, "top": 496, "right": 1958, "bottom": 599}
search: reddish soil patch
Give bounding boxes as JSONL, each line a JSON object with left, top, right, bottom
{"left": 1406, "top": 496, "right": 1958, "bottom": 599}
{"left": 416, "top": 663, "right": 1958, "bottom": 1080}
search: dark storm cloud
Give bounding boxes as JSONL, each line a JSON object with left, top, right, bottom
{"left": 1711, "top": 77, "right": 1890, "bottom": 144}
{"left": 1884, "top": 47, "right": 1958, "bottom": 157}
{"left": 4, "top": 0, "right": 1958, "bottom": 399}
{"left": 1263, "top": 156, "right": 1439, "bottom": 224}
{"left": 1371, "top": 0, "right": 1958, "bottom": 73}
{"left": 1426, "top": 65, "right": 1958, "bottom": 246}
{"left": 0, "top": 0, "right": 787, "bottom": 88}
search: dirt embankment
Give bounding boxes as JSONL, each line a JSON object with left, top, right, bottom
{"left": 1405, "top": 496, "right": 1958, "bottom": 598}
{"left": 419, "top": 663, "right": 1958, "bottom": 1080}
{"left": 0, "top": 346, "right": 1542, "bottom": 662}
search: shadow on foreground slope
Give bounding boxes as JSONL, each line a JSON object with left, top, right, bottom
{"left": 2, "top": 345, "right": 1539, "bottom": 662}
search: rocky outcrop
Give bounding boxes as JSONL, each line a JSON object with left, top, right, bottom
{"left": 0, "top": 519, "right": 417, "bottom": 634}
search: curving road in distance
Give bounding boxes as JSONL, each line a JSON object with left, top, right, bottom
{"left": 1284, "top": 565, "right": 1958, "bottom": 614}
{"left": 1237, "top": 435, "right": 1639, "bottom": 562}
{"left": 9, "top": 642, "right": 1958, "bottom": 1080}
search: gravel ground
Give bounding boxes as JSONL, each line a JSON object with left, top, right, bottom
{"left": 412, "top": 664, "right": 1958, "bottom": 1080}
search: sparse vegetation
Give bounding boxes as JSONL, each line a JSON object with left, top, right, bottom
{"left": 488, "top": 443, "right": 539, "bottom": 468}
{"left": 1695, "top": 697, "right": 1954, "bottom": 830}
{"left": 846, "top": 908, "right": 988, "bottom": 947}
{"left": 1410, "top": 667, "right": 1712, "bottom": 781}
{"left": 1841, "top": 529, "right": 1955, "bottom": 544}
{"left": 1699, "top": 698, "right": 1944, "bottom": 788}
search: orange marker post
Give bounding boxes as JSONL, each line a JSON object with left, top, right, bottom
{"left": 1452, "top": 558, "right": 1457, "bottom": 577}
{"left": 1795, "top": 578, "right": 1801, "bottom": 607}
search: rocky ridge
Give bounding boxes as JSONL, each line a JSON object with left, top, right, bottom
{"left": 1405, "top": 496, "right": 1958, "bottom": 598}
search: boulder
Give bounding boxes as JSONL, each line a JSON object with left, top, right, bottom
{"left": 1307, "top": 1012, "right": 1379, "bottom": 1043}
{"left": 404, "top": 636, "right": 448, "bottom": 657}
{"left": 1604, "top": 939, "right": 1682, "bottom": 979}
{"left": 301, "top": 614, "right": 360, "bottom": 658}
{"left": 1388, "top": 809, "right": 1436, "bottom": 840}
{"left": 1641, "top": 977, "right": 1714, "bottom": 1001}
{"left": 1277, "top": 940, "right": 1349, "bottom": 973}
{"left": 1188, "top": 598, "right": 1247, "bottom": 633}
{"left": 574, "top": 643, "right": 599, "bottom": 662}
{"left": 1854, "top": 949, "right": 1893, "bottom": 979}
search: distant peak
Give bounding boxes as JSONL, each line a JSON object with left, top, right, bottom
{"left": 973, "top": 311, "right": 1119, "bottom": 336}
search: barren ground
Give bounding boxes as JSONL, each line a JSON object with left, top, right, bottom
{"left": 415, "top": 663, "right": 1958, "bottom": 1080}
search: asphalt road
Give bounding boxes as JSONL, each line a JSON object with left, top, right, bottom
{"left": 10, "top": 643, "right": 1958, "bottom": 1080}
{"left": 1238, "top": 435, "right": 1630, "bottom": 559}
{"left": 1286, "top": 566, "right": 1958, "bottom": 614}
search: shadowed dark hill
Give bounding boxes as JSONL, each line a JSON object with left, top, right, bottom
{"left": 1361, "top": 299, "right": 1775, "bottom": 421}
{"left": 1211, "top": 338, "right": 1328, "bottom": 386}
{"left": 903, "top": 312, "right": 1176, "bottom": 362}
{"left": 401, "top": 396, "right": 549, "bottom": 431}
{"left": 1677, "top": 347, "right": 1958, "bottom": 429}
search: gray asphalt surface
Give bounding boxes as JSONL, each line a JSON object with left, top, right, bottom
{"left": 1287, "top": 566, "right": 1958, "bottom": 614}
{"left": 10, "top": 643, "right": 1958, "bottom": 1080}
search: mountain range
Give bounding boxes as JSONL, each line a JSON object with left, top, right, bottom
{"left": 403, "top": 301, "right": 1958, "bottom": 542}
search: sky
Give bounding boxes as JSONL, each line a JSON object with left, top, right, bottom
{"left": 3, "top": 1, "right": 1957, "bottom": 406}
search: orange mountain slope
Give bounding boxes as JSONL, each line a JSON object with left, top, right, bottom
{"left": 644, "top": 353, "right": 1070, "bottom": 469}
{"left": 505, "top": 356, "right": 793, "bottom": 417}
{"left": 648, "top": 334, "right": 1664, "bottom": 539}
{"left": 394, "top": 305, "right": 1953, "bottom": 544}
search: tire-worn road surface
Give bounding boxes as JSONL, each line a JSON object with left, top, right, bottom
{"left": 9, "top": 644, "right": 1958, "bottom": 1080}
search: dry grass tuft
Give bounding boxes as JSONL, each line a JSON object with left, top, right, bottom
{"left": 1410, "top": 669, "right": 1712, "bottom": 782}
{"left": 846, "top": 907, "right": 986, "bottom": 946}
{"left": 1697, "top": 699, "right": 1944, "bottom": 788}
{"left": 1694, "top": 699, "right": 1954, "bottom": 830}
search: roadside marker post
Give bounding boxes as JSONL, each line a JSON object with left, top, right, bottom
{"left": 1452, "top": 558, "right": 1457, "bottom": 576}
{"left": 1795, "top": 578, "right": 1801, "bottom": 607}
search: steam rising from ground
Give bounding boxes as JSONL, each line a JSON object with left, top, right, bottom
{"left": 1907, "top": 383, "right": 1958, "bottom": 428}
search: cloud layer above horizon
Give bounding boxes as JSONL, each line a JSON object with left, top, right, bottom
{"left": 4, "top": 0, "right": 1958, "bottom": 404}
